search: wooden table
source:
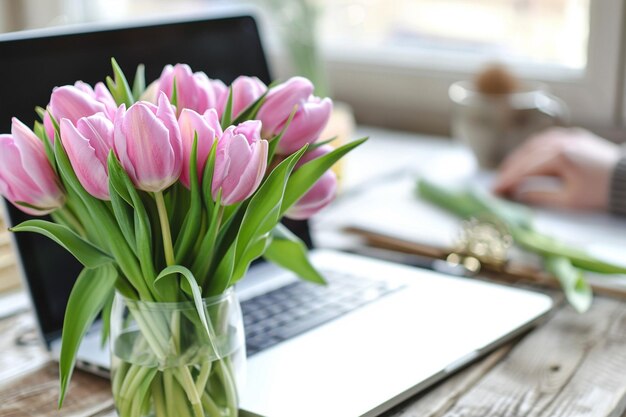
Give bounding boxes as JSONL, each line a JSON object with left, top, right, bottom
{"left": 1, "top": 127, "right": 626, "bottom": 416}
{"left": 1, "top": 293, "right": 625, "bottom": 417}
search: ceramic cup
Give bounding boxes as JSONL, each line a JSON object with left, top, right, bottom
{"left": 449, "top": 80, "right": 569, "bottom": 169}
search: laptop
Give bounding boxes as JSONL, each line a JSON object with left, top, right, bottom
{"left": 0, "top": 11, "right": 553, "bottom": 417}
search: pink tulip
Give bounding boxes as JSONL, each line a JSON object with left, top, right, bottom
{"left": 286, "top": 145, "right": 337, "bottom": 220}
{"left": 256, "top": 76, "right": 333, "bottom": 155}
{"left": 211, "top": 79, "right": 228, "bottom": 115}
{"left": 178, "top": 108, "right": 223, "bottom": 188}
{"left": 45, "top": 82, "right": 116, "bottom": 140}
{"left": 60, "top": 113, "right": 114, "bottom": 200}
{"left": 157, "top": 64, "right": 225, "bottom": 116}
{"left": 0, "top": 118, "right": 64, "bottom": 215}
{"left": 114, "top": 93, "right": 182, "bottom": 192}
{"left": 217, "top": 76, "right": 266, "bottom": 120}
{"left": 212, "top": 120, "right": 268, "bottom": 205}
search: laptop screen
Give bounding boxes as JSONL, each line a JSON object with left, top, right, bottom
{"left": 0, "top": 13, "right": 310, "bottom": 343}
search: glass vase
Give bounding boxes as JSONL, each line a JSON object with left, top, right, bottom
{"left": 110, "top": 288, "right": 245, "bottom": 417}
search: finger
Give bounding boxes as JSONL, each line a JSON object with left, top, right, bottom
{"left": 493, "top": 150, "right": 565, "bottom": 194}
{"left": 514, "top": 188, "right": 571, "bottom": 209}
{"left": 498, "top": 128, "right": 570, "bottom": 172}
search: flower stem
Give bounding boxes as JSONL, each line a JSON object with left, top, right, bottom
{"left": 155, "top": 190, "right": 175, "bottom": 267}
{"left": 152, "top": 374, "right": 167, "bottom": 417}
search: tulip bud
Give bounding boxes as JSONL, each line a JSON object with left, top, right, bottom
{"left": 45, "top": 81, "right": 116, "bottom": 140}
{"left": 212, "top": 120, "right": 268, "bottom": 205}
{"left": 114, "top": 93, "right": 183, "bottom": 192}
{"left": 285, "top": 145, "right": 337, "bottom": 220}
{"left": 218, "top": 76, "right": 266, "bottom": 120}
{"left": 0, "top": 118, "right": 64, "bottom": 215}
{"left": 157, "top": 64, "right": 225, "bottom": 116}
{"left": 60, "top": 113, "right": 114, "bottom": 200}
{"left": 256, "top": 76, "right": 333, "bottom": 155}
{"left": 178, "top": 108, "right": 223, "bottom": 188}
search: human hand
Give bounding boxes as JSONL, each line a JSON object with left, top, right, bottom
{"left": 493, "top": 128, "right": 622, "bottom": 210}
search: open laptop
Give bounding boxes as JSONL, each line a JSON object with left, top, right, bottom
{"left": 0, "top": 11, "right": 553, "bottom": 417}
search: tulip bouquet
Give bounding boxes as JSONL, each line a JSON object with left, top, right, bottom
{"left": 0, "top": 59, "right": 365, "bottom": 417}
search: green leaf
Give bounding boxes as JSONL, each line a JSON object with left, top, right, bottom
{"left": 232, "top": 232, "right": 272, "bottom": 284}
{"left": 33, "top": 120, "right": 57, "bottom": 169}
{"left": 267, "top": 107, "right": 297, "bottom": 163}
{"left": 174, "top": 134, "right": 203, "bottom": 264}
{"left": 209, "top": 239, "right": 237, "bottom": 296}
{"left": 55, "top": 139, "right": 150, "bottom": 299}
{"left": 106, "top": 58, "right": 134, "bottom": 107}
{"left": 35, "top": 106, "right": 46, "bottom": 121}
{"left": 513, "top": 227, "right": 626, "bottom": 275}
{"left": 234, "top": 147, "right": 307, "bottom": 281}
{"left": 545, "top": 256, "right": 592, "bottom": 313}
{"left": 14, "top": 200, "right": 60, "bottom": 213}
{"left": 281, "top": 137, "right": 368, "bottom": 214}
{"left": 416, "top": 179, "right": 487, "bottom": 220}
{"left": 231, "top": 88, "right": 270, "bottom": 125}
{"left": 58, "top": 263, "right": 117, "bottom": 407}
{"left": 10, "top": 220, "right": 112, "bottom": 268}
{"left": 192, "top": 192, "right": 223, "bottom": 290}
{"left": 201, "top": 141, "right": 219, "bottom": 214}
{"left": 108, "top": 185, "right": 136, "bottom": 254}
{"left": 132, "top": 64, "right": 146, "bottom": 101}
{"left": 221, "top": 86, "right": 234, "bottom": 129}
{"left": 107, "top": 152, "right": 158, "bottom": 296}
{"left": 107, "top": 154, "right": 136, "bottom": 254}
{"left": 47, "top": 110, "right": 61, "bottom": 135}
{"left": 100, "top": 286, "right": 116, "bottom": 348}
{"left": 309, "top": 136, "right": 338, "bottom": 149}
{"left": 170, "top": 76, "right": 178, "bottom": 108}
{"left": 155, "top": 265, "right": 211, "bottom": 337}
{"left": 264, "top": 224, "right": 326, "bottom": 284}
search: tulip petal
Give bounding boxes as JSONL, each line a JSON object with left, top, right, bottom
{"left": 76, "top": 113, "right": 114, "bottom": 161}
{"left": 257, "top": 77, "right": 314, "bottom": 134}
{"left": 229, "top": 76, "right": 267, "bottom": 119}
{"left": 278, "top": 97, "right": 333, "bottom": 154}
{"left": 211, "top": 122, "right": 266, "bottom": 205}
{"left": 115, "top": 101, "right": 181, "bottom": 192}
{"left": 157, "top": 64, "right": 221, "bottom": 115}
{"left": 156, "top": 93, "right": 182, "bottom": 164}
{"left": 60, "top": 118, "right": 110, "bottom": 200}
{"left": 225, "top": 139, "right": 268, "bottom": 205}
{"left": 50, "top": 85, "right": 107, "bottom": 123}
{"left": 286, "top": 170, "right": 337, "bottom": 220}
{"left": 220, "top": 134, "right": 253, "bottom": 199}
{"left": 11, "top": 118, "right": 61, "bottom": 198}
{"left": 178, "top": 108, "right": 219, "bottom": 187}
{"left": 0, "top": 132, "right": 63, "bottom": 214}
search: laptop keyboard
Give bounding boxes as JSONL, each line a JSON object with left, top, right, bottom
{"left": 241, "top": 271, "right": 405, "bottom": 356}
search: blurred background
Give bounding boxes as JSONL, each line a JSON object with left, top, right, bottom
{"left": 1, "top": 0, "right": 623, "bottom": 139}
{"left": 0, "top": 0, "right": 625, "bottom": 294}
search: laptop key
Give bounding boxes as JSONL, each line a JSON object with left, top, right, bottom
{"left": 242, "top": 272, "right": 405, "bottom": 356}
{"left": 270, "top": 309, "right": 342, "bottom": 340}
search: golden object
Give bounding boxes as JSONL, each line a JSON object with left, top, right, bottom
{"left": 446, "top": 216, "right": 513, "bottom": 275}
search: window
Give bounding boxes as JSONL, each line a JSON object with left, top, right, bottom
{"left": 289, "top": 0, "right": 623, "bottom": 136}
{"left": 314, "top": 0, "right": 590, "bottom": 70}
{"left": 2, "top": 0, "right": 624, "bottom": 136}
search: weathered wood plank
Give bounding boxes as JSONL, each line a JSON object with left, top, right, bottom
{"left": 0, "top": 313, "right": 48, "bottom": 384}
{"left": 0, "top": 215, "right": 21, "bottom": 292}
{"left": 385, "top": 344, "right": 513, "bottom": 417}
{"left": 432, "top": 298, "right": 626, "bottom": 417}
{"left": 0, "top": 362, "right": 113, "bottom": 417}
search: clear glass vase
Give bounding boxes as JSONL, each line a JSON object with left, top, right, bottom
{"left": 110, "top": 288, "right": 245, "bottom": 417}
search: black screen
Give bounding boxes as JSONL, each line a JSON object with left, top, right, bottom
{"left": 0, "top": 14, "right": 310, "bottom": 343}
